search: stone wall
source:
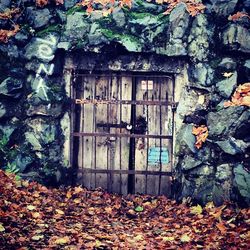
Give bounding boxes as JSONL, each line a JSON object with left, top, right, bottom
{"left": 0, "top": 0, "right": 249, "bottom": 205}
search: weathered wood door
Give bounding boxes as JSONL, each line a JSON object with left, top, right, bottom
{"left": 72, "top": 73, "right": 174, "bottom": 196}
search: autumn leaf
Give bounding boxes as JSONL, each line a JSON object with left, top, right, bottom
{"left": 216, "top": 222, "right": 227, "bottom": 234}
{"left": 135, "top": 206, "right": 144, "bottom": 212}
{"left": 0, "top": 8, "right": 20, "bottom": 19}
{"left": 192, "top": 125, "right": 209, "bottom": 149}
{"left": 32, "top": 235, "right": 44, "bottom": 241}
{"left": 180, "top": 234, "right": 191, "bottom": 242}
{"left": 224, "top": 82, "right": 250, "bottom": 107}
{"left": 55, "top": 209, "right": 64, "bottom": 215}
{"left": 162, "top": 236, "right": 175, "bottom": 241}
{"left": 0, "top": 223, "right": 5, "bottom": 232}
{"left": 54, "top": 236, "right": 70, "bottom": 245}
{"left": 27, "top": 205, "right": 36, "bottom": 211}
{"left": 32, "top": 212, "right": 41, "bottom": 218}
{"left": 36, "top": 0, "right": 49, "bottom": 7}
{"left": 190, "top": 204, "right": 203, "bottom": 215}
{"left": 0, "top": 25, "right": 20, "bottom": 43}
{"left": 222, "top": 72, "right": 234, "bottom": 78}
{"left": 228, "top": 12, "right": 250, "bottom": 21}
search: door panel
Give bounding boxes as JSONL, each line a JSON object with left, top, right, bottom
{"left": 73, "top": 73, "right": 173, "bottom": 196}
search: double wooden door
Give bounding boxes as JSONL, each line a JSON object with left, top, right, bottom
{"left": 72, "top": 73, "right": 174, "bottom": 196}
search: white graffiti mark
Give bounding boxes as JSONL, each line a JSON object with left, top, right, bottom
{"left": 36, "top": 63, "right": 54, "bottom": 76}
{"left": 36, "top": 35, "right": 57, "bottom": 61}
{"left": 38, "top": 44, "right": 54, "bottom": 61}
{"left": 32, "top": 34, "right": 58, "bottom": 102}
{"left": 35, "top": 78, "right": 49, "bottom": 101}
{"left": 37, "top": 35, "right": 57, "bottom": 47}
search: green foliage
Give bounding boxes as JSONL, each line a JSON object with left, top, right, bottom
{"left": 5, "top": 162, "right": 19, "bottom": 174}
{"left": 5, "top": 162, "right": 21, "bottom": 182}
{"left": 66, "top": 5, "right": 86, "bottom": 16}
{"left": 36, "top": 24, "right": 62, "bottom": 36}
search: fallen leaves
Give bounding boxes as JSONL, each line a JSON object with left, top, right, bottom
{"left": 192, "top": 125, "right": 209, "bottom": 149}
{"left": 78, "top": 0, "right": 205, "bottom": 16}
{"left": 0, "top": 8, "right": 20, "bottom": 19}
{"left": 0, "top": 25, "right": 20, "bottom": 43}
{"left": 228, "top": 11, "right": 250, "bottom": 21}
{"left": 162, "top": 0, "right": 206, "bottom": 16}
{"left": 36, "top": 0, "right": 64, "bottom": 7}
{"left": 0, "top": 170, "right": 249, "bottom": 249}
{"left": 224, "top": 82, "right": 250, "bottom": 107}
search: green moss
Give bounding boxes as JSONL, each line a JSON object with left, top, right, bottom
{"left": 101, "top": 29, "right": 139, "bottom": 43}
{"left": 66, "top": 5, "right": 86, "bottom": 16}
{"left": 36, "top": 24, "right": 62, "bottom": 36}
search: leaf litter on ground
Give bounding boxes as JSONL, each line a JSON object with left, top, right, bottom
{"left": 0, "top": 170, "right": 249, "bottom": 249}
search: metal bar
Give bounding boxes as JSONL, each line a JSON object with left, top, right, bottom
{"left": 79, "top": 169, "right": 172, "bottom": 176}
{"left": 158, "top": 77, "right": 162, "bottom": 195}
{"left": 93, "top": 76, "right": 97, "bottom": 187}
{"left": 74, "top": 99, "right": 175, "bottom": 106}
{"left": 107, "top": 75, "right": 111, "bottom": 192}
{"left": 119, "top": 75, "right": 122, "bottom": 194}
{"left": 145, "top": 77, "right": 149, "bottom": 194}
{"left": 72, "top": 132, "right": 172, "bottom": 139}
{"left": 81, "top": 75, "right": 84, "bottom": 185}
{"left": 76, "top": 73, "right": 173, "bottom": 80}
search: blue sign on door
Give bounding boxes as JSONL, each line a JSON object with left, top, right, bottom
{"left": 148, "top": 147, "right": 169, "bottom": 165}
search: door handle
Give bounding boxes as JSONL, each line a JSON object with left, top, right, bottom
{"left": 97, "top": 122, "right": 133, "bottom": 131}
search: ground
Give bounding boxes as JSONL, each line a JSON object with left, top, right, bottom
{"left": 0, "top": 170, "right": 249, "bottom": 249}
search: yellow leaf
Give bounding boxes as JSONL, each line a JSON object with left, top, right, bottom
{"left": 162, "top": 236, "right": 174, "bottom": 241}
{"left": 27, "top": 205, "right": 36, "bottom": 211}
{"left": 222, "top": 72, "right": 234, "bottom": 78}
{"left": 134, "top": 234, "right": 144, "bottom": 241}
{"left": 0, "top": 223, "right": 5, "bottom": 232}
{"left": 32, "top": 212, "right": 41, "bottom": 218}
{"left": 190, "top": 204, "right": 203, "bottom": 215}
{"left": 54, "top": 236, "right": 70, "bottom": 245}
{"left": 180, "top": 234, "right": 191, "bottom": 242}
{"left": 66, "top": 191, "right": 72, "bottom": 199}
{"left": 32, "top": 235, "right": 44, "bottom": 241}
{"left": 55, "top": 209, "right": 64, "bottom": 215}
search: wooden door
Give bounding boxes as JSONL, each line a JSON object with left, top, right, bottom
{"left": 72, "top": 73, "right": 173, "bottom": 196}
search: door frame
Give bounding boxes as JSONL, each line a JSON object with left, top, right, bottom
{"left": 70, "top": 71, "right": 176, "bottom": 195}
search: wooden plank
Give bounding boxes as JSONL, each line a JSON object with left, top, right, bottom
{"left": 81, "top": 76, "right": 95, "bottom": 189}
{"left": 159, "top": 77, "right": 173, "bottom": 196}
{"left": 119, "top": 76, "right": 132, "bottom": 195}
{"left": 108, "top": 75, "right": 120, "bottom": 193}
{"left": 95, "top": 75, "right": 109, "bottom": 190}
{"left": 146, "top": 77, "right": 159, "bottom": 195}
{"left": 134, "top": 77, "right": 148, "bottom": 194}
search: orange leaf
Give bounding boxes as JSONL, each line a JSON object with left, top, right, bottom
{"left": 192, "top": 125, "right": 208, "bottom": 149}
{"left": 36, "top": 0, "right": 49, "bottom": 7}
{"left": 216, "top": 222, "right": 227, "bottom": 234}
{"left": 224, "top": 82, "right": 250, "bottom": 107}
{"left": 228, "top": 12, "right": 250, "bottom": 21}
{"left": 0, "top": 25, "right": 20, "bottom": 43}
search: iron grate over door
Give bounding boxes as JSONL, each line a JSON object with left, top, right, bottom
{"left": 71, "top": 73, "right": 175, "bottom": 196}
